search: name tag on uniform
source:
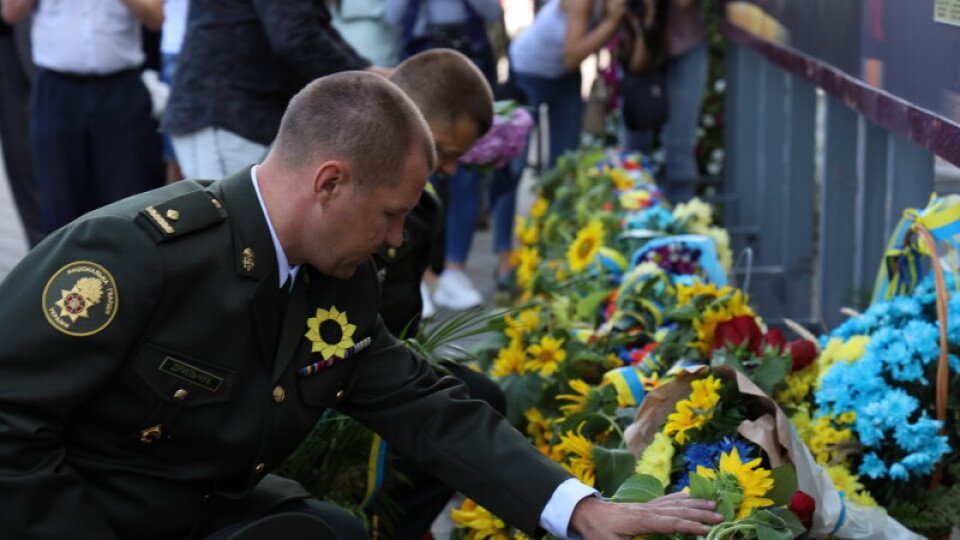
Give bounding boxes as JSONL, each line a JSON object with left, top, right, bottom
{"left": 159, "top": 357, "right": 223, "bottom": 392}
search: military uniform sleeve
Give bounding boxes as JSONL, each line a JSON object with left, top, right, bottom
{"left": 0, "top": 216, "right": 162, "bottom": 539}
{"left": 251, "top": 0, "right": 371, "bottom": 78}
{"left": 339, "top": 316, "right": 572, "bottom": 536}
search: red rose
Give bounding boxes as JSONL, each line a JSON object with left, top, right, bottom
{"left": 713, "top": 315, "right": 762, "bottom": 352}
{"left": 787, "top": 340, "right": 817, "bottom": 371}
{"left": 789, "top": 490, "right": 816, "bottom": 529}
{"left": 762, "top": 328, "right": 786, "bottom": 353}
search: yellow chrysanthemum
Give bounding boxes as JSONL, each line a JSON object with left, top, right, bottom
{"left": 558, "top": 426, "right": 596, "bottom": 487}
{"left": 793, "top": 411, "right": 855, "bottom": 465}
{"left": 524, "top": 336, "right": 566, "bottom": 376}
{"left": 697, "top": 447, "right": 774, "bottom": 520}
{"left": 557, "top": 379, "right": 593, "bottom": 414}
{"left": 304, "top": 306, "right": 356, "bottom": 360}
{"left": 636, "top": 432, "right": 675, "bottom": 487}
{"left": 567, "top": 221, "right": 605, "bottom": 272}
{"left": 515, "top": 246, "right": 542, "bottom": 290}
{"left": 775, "top": 363, "right": 817, "bottom": 407}
{"left": 530, "top": 196, "right": 548, "bottom": 218}
{"left": 524, "top": 408, "right": 553, "bottom": 449}
{"left": 492, "top": 344, "right": 527, "bottom": 377}
{"left": 450, "top": 499, "right": 509, "bottom": 540}
{"left": 826, "top": 465, "right": 878, "bottom": 507}
{"left": 672, "top": 197, "right": 713, "bottom": 229}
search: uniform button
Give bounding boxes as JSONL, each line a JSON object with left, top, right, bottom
{"left": 335, "top": 389, "right": 345, "bottom": 402}
{"left": 387, "top": 247, "right": 397, "bottom": 258}
{"left": 140, "top": 424, "right": 163, "bottom": 444}
{"left": 173, "top": 388, "right": 188, "bottom": 400}
{"left": 202, "top": 493, "right": 212, "bottom": 502}
{"left": 272, "top": 385, "right": 286, "bottom": 403}
{"left": 254, "top": 463, "right": 266, "bottom": 474}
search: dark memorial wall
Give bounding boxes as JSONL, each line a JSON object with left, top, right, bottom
{"left": 724, "top": 0, "right": 960, "bottom": 163}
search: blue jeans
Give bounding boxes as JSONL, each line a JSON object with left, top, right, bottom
{"left": 160, "top": 53, "right": 179, "bottom": 161}
{"left": 440, "top": 163, "right": 481, "bottom": 265}
{"left": 490, "top": 155, "right": 524, "bottom": 254}
{"left": 624, "top": 40, "right": 708, "bottom": 201}
{"left": 512, "top": 70, "right": 583, "bottom": 167}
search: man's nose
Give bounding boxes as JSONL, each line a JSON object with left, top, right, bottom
{"left": 385, "top": 224, "right": 405, "bottom": 248}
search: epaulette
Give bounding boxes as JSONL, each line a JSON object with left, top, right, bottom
{"left": 136, "top": 189, "right": 228, "bottom": 243}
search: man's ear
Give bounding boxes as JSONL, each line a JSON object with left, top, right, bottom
{"left": 311, "top": 160, "right": 350, "bottom": 202}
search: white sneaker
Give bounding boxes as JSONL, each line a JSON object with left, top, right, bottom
{"left": 420, "top": 282, "right": 437, "bottom": 319}
{"left": 432, "top": 269, "right": 484, "bottom": 310}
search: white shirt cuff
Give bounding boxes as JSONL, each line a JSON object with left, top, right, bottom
{"left": 539, "top": 478, "right": 600, "bottom": 540}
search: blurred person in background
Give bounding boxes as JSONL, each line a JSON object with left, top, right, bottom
{"left": 1, "top": 0, "right": 165, "bottom": 235}
{"left": 162, "top": 0, "right": 385, "bottom": 181}
{"left": 0, "top": 14, "right": 43, "bottom": 246}
{"left": 509, "top": 0, "right": 626, "bottom": 168}
{"left": 621, "top": 0, "right": 706, "bottom": 202}
{"left": 386, "top": 0, "right": 503, "bottom": 311}
{"left": 159, "top": 0, "right": 188, "bottom": 184}
{"left": 329, "top": 0, "right": 399, "bottom": 68}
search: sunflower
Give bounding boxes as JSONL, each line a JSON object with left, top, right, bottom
{"left": 675, "top": 281, "right": 735, "bottom": 307}
{"left": 305, "top": 306, "right": 356, "bottom": 360}
{"left": 697, "top": 448, "right": 774, "bottom": 520}
{"left": 690, "top": 292, "right": 755, "bottom": 353}
{"left": 450, "top": 499, "right": 509, "bottom": 540}
{"left": 515, "top": 216, "right": 539, "bottom": 245}
{"left": 491, "top": 343, "right": 527, "bottom": 377}
{"left": 663, "top": 376, "right": 722, "bottom": 444}
{"left": 530, "top": 196, "right": 549, "bottom": 218}
{"left": 515, "top": 246, "right": 542, "bottom": 290}
{"left": 558, "top": 426, "right": 596, "bottom": 487}
{"left": 524, "top": 408, "right": 553, "bottom": 450}
{"left": 557, "top": 379, "right": 593, "bottom": 415}
{"left": 567, "top": 221, "right": 605, "bottom": 272}
{"left": 524, "top": 336, "right": 566, "bottom": 376}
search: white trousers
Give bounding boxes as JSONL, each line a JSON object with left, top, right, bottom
{"left": 171, "top": 127, "right": 268, "bottom": 180}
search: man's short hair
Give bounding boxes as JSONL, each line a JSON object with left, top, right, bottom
{"left": 274, "top": 71, "right": 436, "bottom": 188}
{"left": 389, "top": 49, "right": 494, "bottom": 137}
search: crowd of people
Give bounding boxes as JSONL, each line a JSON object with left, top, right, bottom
{"left": 0, "top": 0, "right": 716, "bottom": 539}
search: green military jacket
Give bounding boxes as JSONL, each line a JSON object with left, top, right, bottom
{"left": 0, "top": 169, "right": 570, "bottom": 539}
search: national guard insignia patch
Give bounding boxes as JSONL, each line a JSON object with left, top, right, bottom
{"left": 42, "top": 261, "right": 119, "bottom": 336}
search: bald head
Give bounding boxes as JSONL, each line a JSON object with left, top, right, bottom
{"left": 271, "top": 71, "right": 436, "bottom": 189}
{"left": 389, "top": 49, "right": 494, "bottom": 138}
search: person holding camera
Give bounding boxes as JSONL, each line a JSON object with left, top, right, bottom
{"left": 509, "top": 0, "right": 627, "bottom": 167}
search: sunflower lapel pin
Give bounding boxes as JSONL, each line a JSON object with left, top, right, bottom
{"left": 301, "top": 306, "right": 371, "bottom": 376}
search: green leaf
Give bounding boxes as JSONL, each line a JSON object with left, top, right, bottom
{"left": 710, "top": 347, "right": 744, "bottom": 371}
{"left": 767, "top": 507, "right": 806, "bottom": 538}
{"left": 500, "top": 373, "right": 543, "bottom": 426}
{"left": 688, "top": 472, "right": 716, "bottom": 501}
{"left": 665, "top": 302, "right": 701, "bottom": 320}
{"left": 716, "top": 497, "right": 735, "bottom": 522}
{"left": 766, "top": 464, "right": 798, "bottom": 507}
{"left": 756, "top": 523, "right": 792, "bottom": 540}
{"left": 575, "top": 289, "right": 612, "bottom": 322}
{"left": 593, "top": 447, "right": 639, "bottom": 497}
{"left": 611, "top": 474, "right": 665, "bottom": 503}
{"left": 559, "top": 411, "right": 612, "bottom": 439}
{"left": 751, "top": 354, "right": 790, "bottom": 394}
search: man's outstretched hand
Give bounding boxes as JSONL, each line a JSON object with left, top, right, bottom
{"left": 570, "top": 492, "right": 725, "bottom": 539}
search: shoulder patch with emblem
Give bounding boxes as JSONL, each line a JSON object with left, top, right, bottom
{"left": 42, "top": 261, "right": 119, "bottom": 336}
{"left": 136, "top": 188, "right": 227, "bottom": 242}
